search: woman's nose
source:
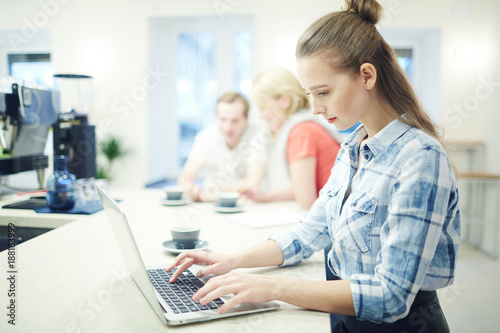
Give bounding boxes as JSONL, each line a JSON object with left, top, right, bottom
{"left": 311, "top": 99, "right": 323, "bottom": 115}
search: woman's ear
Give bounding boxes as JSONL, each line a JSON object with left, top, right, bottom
{"left": 277, "top": 94, "right": 291, "bottom": 110}
{"left": 359, "top": 63, "right": 377, "bottom": 90}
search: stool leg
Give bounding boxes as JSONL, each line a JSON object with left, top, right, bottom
{"left": 462, "top": 180, "right": 473, "bottom": 246}
{"left": 458, "top": 176, "right": 500, "bottom": 259}
{"left": 470, "top": 180, "right": 482, "bottom": 249}
{"left": 476, "top": 180, "right": 486, "bottom": 248}
{"left": 493, "top": 181, "right": 500, "bottom": 259}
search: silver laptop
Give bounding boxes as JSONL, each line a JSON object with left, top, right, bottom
{"left": 96, "top": 185, "right": 279, "bottom": 326}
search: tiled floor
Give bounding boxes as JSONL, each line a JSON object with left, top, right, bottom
{"left": 439, "top": 243, "right": 500, "bottom": 333}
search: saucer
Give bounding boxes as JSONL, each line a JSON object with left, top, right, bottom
{"left": 213, "top": 204, "right": 243, "bottom": 213}
{"left": 160, "top": 198, "right": 190, "bottom": 206}
{"left": 162, "top": 239, "right": 209, "bottom": 254}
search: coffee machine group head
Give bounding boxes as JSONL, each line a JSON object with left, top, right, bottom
{"left": 51, "top": 74, "right": 96, "bottom": 179}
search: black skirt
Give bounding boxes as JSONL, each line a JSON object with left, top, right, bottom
{"left": 332, "top": 290, "right": 450, "bottom": 333}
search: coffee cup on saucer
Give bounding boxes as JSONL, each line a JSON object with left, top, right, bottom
{"left": 170, "top": 225, "right": 200, "bottom": 249}
{"left": 217, "top": 191, "right": 240, "bottom": 207}
{"left": 164, "top": 186, "right": 184, "bottom": 201}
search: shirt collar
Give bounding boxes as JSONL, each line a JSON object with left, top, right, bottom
{"left": 216, "top": 125, "right": 249, "bottom": 151}
{"left": 341, "top": 117, "right": 412, "bottom": 156}
{"left": 342, "top": 124, "right": 367, "bottom": 149}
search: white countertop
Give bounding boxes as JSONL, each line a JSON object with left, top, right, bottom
{"left": 0, "top": 193, "right": 80, "bottom": 228}
{"left": 0, "top": 188, "right": 330, "bottom": 332}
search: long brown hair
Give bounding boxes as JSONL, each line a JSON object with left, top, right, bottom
{"left": 296, "top": 0, "right": 440, "bottom": 141}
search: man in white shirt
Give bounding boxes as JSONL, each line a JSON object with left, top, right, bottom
{"left": 178, "top": 92, "right": 268, "bottom": 201}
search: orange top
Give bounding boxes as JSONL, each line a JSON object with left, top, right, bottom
{"left": 286, "top": 121, "right": 341, "bottom": 194}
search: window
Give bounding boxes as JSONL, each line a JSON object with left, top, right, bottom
{"left": 394, "top": 48, "right": 414, "bottom": 84}
{"left": 176, "top": 32, "right": 218, "bottom": 169}
{"left": 176, "top": 29, "right": 253, "bottom": 169}
{"left": 147, "top": 16, "right": 253, "bottom": 184}
{"left": 383, "top": 29, "right": 441, "bottom": 123}
{"left": 233, "top": 30, "right": 253, "bottom": 94}
{"left": 8, "top": 53, "right": 53, "bottom": 87}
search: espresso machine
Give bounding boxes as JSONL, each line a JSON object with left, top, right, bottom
{"left": 0, "top": 81, "right": 55, "bottom": 191}
{"left": 51, "top": 74, "right": 96, "bottom": 179}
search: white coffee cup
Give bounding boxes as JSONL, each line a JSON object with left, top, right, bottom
{"left": 218, "top": 191, "right": 240, "bottom": 207}
{"left": 164, "top": 186, "right": 184, "bottom": 201}
{"left": 170, "top": 225, "right": 200, "bottom": 249}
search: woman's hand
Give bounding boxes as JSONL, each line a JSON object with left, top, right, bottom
{"left": 183, "top": 183, "right": 202, "bottom": 202}
{"left": 241, "top": 186, "right": 268, "bottom": 203}
{"left": 193, "top": 272, "right": 279, "bottom": 314}
{"left": 165, "top": 251, "right": 235, "bottom": 283}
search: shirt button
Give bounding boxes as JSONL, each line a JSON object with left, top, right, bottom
{"left": 364, "top": 154, "right": 370, "bottom": 160}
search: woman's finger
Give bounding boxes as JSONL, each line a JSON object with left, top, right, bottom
{"left": 217, "top": 294, "right": 245, "bottom": 314}
{"left": 167, "top": 251, "right": 209, "bottom": 281}
{"left": 198, "top": 284, "right": 235, "bottom": 306}
{"left": 169, "top": 257, "right": 194, "bottom": 282}
{"left": 167, "top": 250, "right": 211, "bottom": 270}
{"left": 164, "top": 252, "right": 188, "bottom": 271}
{"left": 196, "top": 262, "right": 226, "bottom": 278}
{"left": 196, "top": 264, "right": 213, "bottom": 278}
{"left": 192, "top": 275, "right": 228, "bottom": 300}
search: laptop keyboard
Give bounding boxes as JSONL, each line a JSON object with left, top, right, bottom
{"left": 148, "top": 267, "right": 224, "bottom": 314}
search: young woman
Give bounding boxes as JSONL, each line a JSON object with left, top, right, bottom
{"left": 166, "top": 1, "right": 460, "bottom": 331}
{"left": 243, "top": 67, "right": 343, "bottom": 209}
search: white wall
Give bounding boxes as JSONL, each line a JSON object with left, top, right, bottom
{"left": 0, "top": 0, "right": 498, "bottom": 188}
{"left": 387, "top": 0, "right": 500, "bottom": 173}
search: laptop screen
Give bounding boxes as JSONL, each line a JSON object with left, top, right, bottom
{"left": 97, "top": 185, "right": 168, "bottom": 324}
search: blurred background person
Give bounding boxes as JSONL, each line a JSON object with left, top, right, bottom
{"left": 243, "top": 68, "right": 343, "bottom": 209}
{"left": 178, "top": 91, "right": 268, "bottom": 201}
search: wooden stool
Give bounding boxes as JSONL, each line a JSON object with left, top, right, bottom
{"left": 458, "top": 172, "right": 500, "bottom": 258}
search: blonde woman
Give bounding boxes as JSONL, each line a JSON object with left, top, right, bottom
{"left": 243, "top": 67, "right": 343, "bottom": 209}
{"left": 167, "top": 1, "right": 459, "bottom": 331}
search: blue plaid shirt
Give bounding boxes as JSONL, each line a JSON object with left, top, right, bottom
{"left": 270, "top": 118, "right": 460, "bottom": 323}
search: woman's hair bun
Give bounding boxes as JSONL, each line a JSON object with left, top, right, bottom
{"left": 344, "top": 0, "right": 382, "bottom": 25}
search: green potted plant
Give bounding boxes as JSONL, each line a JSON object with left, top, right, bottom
{"left": 97, "top": 135, "right": 132, "bottom": 182}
